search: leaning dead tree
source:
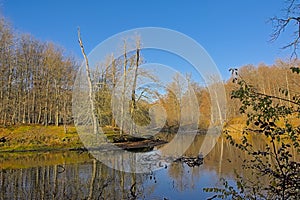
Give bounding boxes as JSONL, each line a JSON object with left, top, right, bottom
{"left": 77, "top": 28, "right": 99, "bottom": 136}
{"left": 270, "top": 0, "right": 300, "bottom": 57}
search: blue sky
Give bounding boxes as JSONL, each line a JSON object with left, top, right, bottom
{"left": 0, "top": 0, "right": 292, "bottom": 80}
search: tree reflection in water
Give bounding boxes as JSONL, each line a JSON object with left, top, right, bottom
{"left": 1, "top": 134, "right": 295, "bottom": 199}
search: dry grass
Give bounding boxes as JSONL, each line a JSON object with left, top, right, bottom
{"left": 0, "top": 125, "right": 83, "bottom": 152}
{"left": 223, "top": 115, "right": 300, "bottom": 143}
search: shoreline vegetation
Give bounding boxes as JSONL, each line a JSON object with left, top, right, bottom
{"left": 1, "top": 115, "right": 299, "bottom": 153}
{"left": 0, "top": 125, "right": 220, "bottom": 153}
{"left": 0, "top": 125, "right": 183, "bottom": 153}
{"left": 0, "top": 125, "right": 209, "bottom": 153}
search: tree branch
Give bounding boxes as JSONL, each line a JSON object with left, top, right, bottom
{"left": 269, "top": 0, "right": 300, "bottom": 58}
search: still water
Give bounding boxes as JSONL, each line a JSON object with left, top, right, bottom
{"left": 0, "top": 134, "right": 266, "bottom": 200}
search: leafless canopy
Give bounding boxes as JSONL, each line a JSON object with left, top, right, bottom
{"left": 270, "top": 0, "right": 300, "bottom": 58}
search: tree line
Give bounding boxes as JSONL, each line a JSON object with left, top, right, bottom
{"left": 225, "top": 60, "right": 300, "bottom": 119}
{"left": 0, "top": 18, "right": 77, "bottom": 127}
{"left": 79, "top": 39, "right": 300, "bottom": 134}
{"left": 1, "top": 17, "right": 300, "bottom": 134}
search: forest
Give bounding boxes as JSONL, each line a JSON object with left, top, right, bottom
{"left": 0, "top": 0, "right": 300, "bottom": 198}
{"left": 0, "top": 19, "right": 76, "bottom": 127}
{"left": 1, "top": 17, "right": 299, "bottom": 134}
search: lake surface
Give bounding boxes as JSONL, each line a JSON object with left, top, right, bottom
{"left": 0, "top": 134, "right": 276, "bottom": 200}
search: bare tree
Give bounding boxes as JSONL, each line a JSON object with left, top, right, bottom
{"left": 119, "top": 41, "right": 128, "bottom": 135}
{"left": 129, "top": 38, "right": 141, "bottom": 135}
{"left": 270, "top": 0, "right": 300, "bottom": 57}
{"left": 78, "top": 28, "right": 99, "bottom": 135}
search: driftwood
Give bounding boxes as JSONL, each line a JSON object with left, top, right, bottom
{"left": 114, "top": 139, "right": 167, "bottom": 151}
{"left": 174, "top": 154, "right": 203, "bottom": 167}
{"left": 71, "top": 137, "right": 167, "bottom": 152}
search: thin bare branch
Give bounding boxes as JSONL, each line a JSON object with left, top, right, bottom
{"left": 270, "top": 0, "right": 300, "bottom": 58}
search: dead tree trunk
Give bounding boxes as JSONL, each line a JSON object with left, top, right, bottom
{"left": 120, "top": 41, "right": 127, "bottom": 135}
{"left": 130, "top": 40, "right": 140, "bottom": 135}
{"left": 77, "top": 28, "right": 99, "bottom": 136}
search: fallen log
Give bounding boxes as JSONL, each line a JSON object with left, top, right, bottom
{"left": 114, "top": 139, "right": 167, "bottom": 151}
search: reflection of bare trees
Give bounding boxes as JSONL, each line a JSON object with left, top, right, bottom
{"left": 1, "top": 136, "right": 297, "bottom": 199}
{"left": 88, "top": 159, "right": 97, "bottom": 200}
{"left": 0, "top": 159, "right": 148, "bottom": 200}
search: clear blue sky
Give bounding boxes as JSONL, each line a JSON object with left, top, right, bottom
{"left": 0, "top": 0, "right": 292, "bottom": 80}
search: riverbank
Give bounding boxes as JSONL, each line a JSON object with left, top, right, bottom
{"left": 0, "top": 125, "right": 167, "bottom": 153}
{"left": 3, "top": 117, "right": 295, "bottom": 153}
{"left": 0, "top": 122, "right": 249, "bottom": 153}
{"left": 0, "top": 125, "right": 83, "bottom": 152}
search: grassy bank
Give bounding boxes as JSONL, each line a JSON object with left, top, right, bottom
{"left": 0, "top": 125, "right": 135, "bottom": 152}
{"left": 2, "top": 116, "right": 298, "bottom": 153}
{"left": 0, "top": 125, "right": 83, "bottom": 152}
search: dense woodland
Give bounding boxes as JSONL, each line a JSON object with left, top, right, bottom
{"left": 0, "top": 19, "right": 77, "bottom": 126}
{"left": 0, "top": 0, "right": 299, "bottom": 199}
{"left": 1, "top": 18, "right": 300, "bottom": 132}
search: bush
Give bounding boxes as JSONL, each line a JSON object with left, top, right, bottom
{"left": 204, "top": 68, "right": 300, "bottom": 200}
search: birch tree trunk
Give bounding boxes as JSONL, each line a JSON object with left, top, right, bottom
{"left": 78, "top": 29, "right": 99, "bottom": 136}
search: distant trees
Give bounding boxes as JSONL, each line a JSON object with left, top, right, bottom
{"left": 224, "top": 60, "right": 300, "bottom": 119}
{"left": 0, "top": 18, "right": 77, "bottom": 127}
{"left": 156, "top": 60, "right": 300, "bottom": 132}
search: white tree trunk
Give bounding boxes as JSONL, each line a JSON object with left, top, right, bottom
{"left": 78, "top": 29, "right": 99, "bottom": 136}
